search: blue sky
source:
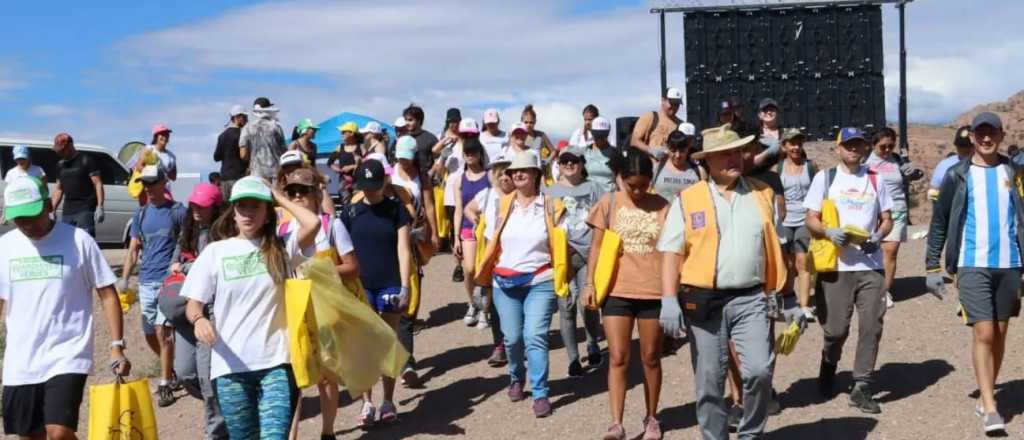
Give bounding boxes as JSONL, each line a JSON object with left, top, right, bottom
{"left": 3, "top": 0, "right": 1023, "bottom": 174}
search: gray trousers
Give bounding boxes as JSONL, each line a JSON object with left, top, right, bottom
{"left": 815, "top": 270, "right": 886, "bottom": 385}
{"left": 685, "top": 292, "right": 773, "bottom": 440}
{"left": 558, "top": 254, "right": 602, "bottom": 363}
{"left": 175, "top": 319, "right": 228, "bottom": 440}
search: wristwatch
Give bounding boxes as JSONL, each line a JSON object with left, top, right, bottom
{"left": 110, "top": 340, "right": 126, "bottom": 349}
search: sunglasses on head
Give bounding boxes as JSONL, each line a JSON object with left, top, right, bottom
{"left": 284, "top": 185, "right": 313, "bottom": 198}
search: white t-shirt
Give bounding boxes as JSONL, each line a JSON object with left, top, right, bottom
{"left": 495, "top": 196, "right": 552, "bottom": 283}
{"left": 3, "top": 165, "right": 46, "bottom": 184}
{"left": 0, "top": 222, "right": 117, "bottom": 385}
{"left": 472, "top": 187, "right": 503, "bottom": 241}
{"left": 569, "top": 127, "right": 594, "bottom": 148}
{"left": 180, "top": 236, "right": 311, "bottom": 379}
{"left": 803, "top": 166, "right": 894, "bottom": 271}
{"left": 280, "top": 217, "right": 354, "bottom": 257}
{"left": 390, "top": 171, "right": 422, "bottom": 207}
{"left": 480, "top": 130, "right": 507, "bottom": 163}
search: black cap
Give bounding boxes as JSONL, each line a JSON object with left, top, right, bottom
{"left": 253, "top": 97, "right": 274, "bottom": 108}
{"left": 971, "top": 112, "right": 1003, "bottom": 131}
{"left": 463, "top": 138, "right": 484, "bottom": 154}
{"left": 718, "top": 99, "right": 733, "bottom": 114}
{"left": 355, "top": 160, "right": 385, "bottom": 191}
{"left": 953, "top": 125, "right": 973, "bottom": 148}
{"left": 446, "top": 108, "right": 462, "bottom": 123}
{"left": 758, "top": 98, "right": 779, "bottom": 111}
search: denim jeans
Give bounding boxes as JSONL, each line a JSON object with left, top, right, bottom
{"left": 60, "top": 209, "right": 95, "bottom": 237}
{"left": 138, "top": 281, "right": 168, "bottom": 335}
{"left": 492, "top": 280, "right": 557, "bottom": 399}
{"left": 558, "top": 257, "right": 602, "bottom": 363}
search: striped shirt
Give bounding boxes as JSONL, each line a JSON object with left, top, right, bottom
{"left": 958, "top": 164, "right": 1021, "bottom": 268}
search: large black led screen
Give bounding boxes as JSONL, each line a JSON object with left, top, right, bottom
{"left": 683, "top": 4, "right": 885, "bottom": 140}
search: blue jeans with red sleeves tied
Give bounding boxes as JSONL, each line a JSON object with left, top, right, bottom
{"left": 492, "top": 280, "right": 557, "bottom": 399}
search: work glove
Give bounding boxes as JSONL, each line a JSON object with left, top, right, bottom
{"left": 925, "top": 272, "right": 946, "bottom": 300}
{"left": 659, "top": 297, "right": 684, "bottom": 336}
{"left": 825, "top": 228, "right": 848, "bottom": 247}
{"left": 397, "top": 286, "right": 411, "bottom": 309}
{"left": 94, "top": 207, "right": 105, "bottom": 224}
{"left": 784, "top": 307, "right": 815, "bottom": 333}
{"left": 859, "top": 232, "right": 884, "bottom": 254}
{"left": 899, "top": 162, "right": 924, "bottom": 180}
{"left": 115, "top": 278, "right": 130, "bottom": 293}
{"left": 110, "top": 355, "right": 132, "bottom": 376}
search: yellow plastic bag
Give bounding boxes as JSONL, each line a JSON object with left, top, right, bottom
{"left": 474, "top": 217, "right": 487, "bottom": 270}
{"left": 300, "top": 259, "right": 409, "bottom": 396}
{"left": 118, "top": 288, "right": 138, "bottom": 314}
{"left": 87, "top": 378, "right": 159, "bottom": 440}
{"left": 593, "top": 230, "right": 622, "bottom": 307}
{"left": 404, "top": 266, "right": 422, "bottom": 318}
{"left": 433, "top": 184, "right": 451, "bottom": 239}
{"left": 127, "top": 170, "right": 144, "bottom": 200}
{"left": 284, "top": 278, "right": 322, "bottom": 389}
{"left": 774, "top": 321, "right": 803, "bottom": 356}
{"left": 550, "top": 226, "right": 570, "bottom": 298}
{"left": 809, "top": 199, "right": 839, "bottom": 273}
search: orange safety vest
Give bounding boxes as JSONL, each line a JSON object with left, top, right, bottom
{"left": 475, "top": 193, "right": 570, "bottom": 297}
{"left": 677, "top": 178, "right": 786, "bottom": 292}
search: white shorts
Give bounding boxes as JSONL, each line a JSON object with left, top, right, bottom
{"left": 884, "top": 210, "right": 908, "bottom": 242}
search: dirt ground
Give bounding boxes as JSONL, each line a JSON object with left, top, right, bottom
{"left": 59, "top": 230, "right": 1023, "bottom": 440}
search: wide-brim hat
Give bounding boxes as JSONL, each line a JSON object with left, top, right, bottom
{"left": 505, "top": 151, "right": 542, "bottom": 173}
{"left": 691, "top": 125, "right": 755, "bottom": 160}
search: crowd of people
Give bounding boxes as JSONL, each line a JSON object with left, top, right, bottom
{"left": 0, "top": 89, "right": 1021, "bottom": 440}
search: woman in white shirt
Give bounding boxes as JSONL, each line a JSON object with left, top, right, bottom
{"left": 569, "top": 104, "right": 600, "bottom": 148}
{"left": 475, "top": 152, "right": 566, "bottom": 418}
{"left": 181, "top": 176, "right": 320, "bottom": 440}
{"left": 3, "top": 145, "right": 46, "bottom": 184}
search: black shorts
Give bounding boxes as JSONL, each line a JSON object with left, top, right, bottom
{"left": 956, "top": 267, "right": 1023, "bottom": 325}
{"left": 3, "top": 373, "right": 87, "bottom": 435}
{"left": 602, "top": 296, "right": 661, "bottom": 319}
{"left": 780, "top": 225, "right": 811, "bottom": 254}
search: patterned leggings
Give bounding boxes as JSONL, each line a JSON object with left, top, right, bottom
{"left": 215, "top": 365, "right": 298, "bottom": 440}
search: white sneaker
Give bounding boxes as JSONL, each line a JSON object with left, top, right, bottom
{"left": 463, "top": 304, "right": 479, "bottom": 326}
{"left": 885, "top": 292, "right": 895, "bottom": 309}
{"left": 475, "top": 310, "right": 489, "bottom": 329}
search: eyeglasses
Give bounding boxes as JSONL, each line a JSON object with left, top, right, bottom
{"left": 876, "top": 143, "right": 895, "bottom": 149}
{"left": 285, "top": 185, "right": 313, "bottom": 198}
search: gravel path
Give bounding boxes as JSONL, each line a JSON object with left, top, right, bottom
{"left": 79, "top": 232, "right": 1024, "bottom": 439}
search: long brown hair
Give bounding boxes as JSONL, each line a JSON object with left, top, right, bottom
{"left": 211, "top": 201, "right": 288, "bottom": 285}
{"left": 179, "top": 203, "right": 225, "bottom": 256}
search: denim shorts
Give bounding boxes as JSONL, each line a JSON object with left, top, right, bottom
{"left": 139, "top": 281, "right": 169, "bottom": 335}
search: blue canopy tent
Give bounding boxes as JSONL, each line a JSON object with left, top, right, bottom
{"left": 312, "top": 112, "right": 396, "bottom": 156}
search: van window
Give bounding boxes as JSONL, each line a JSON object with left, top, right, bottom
{"left": 0, "top": 145, "right": 61, "bottom": 183}
{"left": 83, "top": 151, "right": 129, "bottom": 185}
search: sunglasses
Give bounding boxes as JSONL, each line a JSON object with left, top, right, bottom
{"left": 141, "top": 180, "right": 162, "bottom": 187}
{"left": 558, "top": 158, "right": 581, "bottom": 166}
{"left": 285, "top": 185, "right": 313, "bottom": 198}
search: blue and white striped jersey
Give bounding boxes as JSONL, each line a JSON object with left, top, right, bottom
{"left": 958, "top": 164, "right": 1021, "bottom": 269}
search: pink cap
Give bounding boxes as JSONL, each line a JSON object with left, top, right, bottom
{"left": 152, "top": 124, "right": 172, "bottom": 135}
{"left": 188, "top": 183, "right": 223, "bottom": 208}
{"left": 483, "top": 108, "right": 500, "bottom": 124}
{"left": 510, "top": 122, "right": 528, "bottom": 135}
{"left": 458, "top": 118, "right": 480, "bottom": 134}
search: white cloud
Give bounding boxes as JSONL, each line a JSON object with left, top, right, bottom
{"left": 0, "top": 65, "right": 28, "bottom": 97}
{"left": 29, "top": 105, "right": 72, "bottom": 117}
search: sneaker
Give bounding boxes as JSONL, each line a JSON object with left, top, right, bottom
{"left": 602, "top": 423, "right": 626, "bottom": 440}
{"left": 401, "top": 367, "right": 420, "bottom": 388}
{"left": 975, "top": 402, "right": 985, "bottom": 418}
{"left": 567, "top": 360, "right": 584, "bottom": 378}
{"left": 488, "top": 345, "right": 508, "bottom": 367}
{"left": 818, "top": 360, "right": 837, "bottom": 398}
{"left": 727, "top": 404, "right": 742, "bottom": 432}
{"left": 358, "top": 402, "right": 376, "bottom": 428}
{"left": 463, "top": 304, "right": 479, "bottom": 326}
{"left": 885, "top": 291, "right": 895, "bottom": 309}
{"left": 474, "top": 310, "right": 489, "bottom": 329}
{"left": 379, "top": 400, "right": 398, "bottom": 424}
{"left": 508, "top": 382, "right": 526, "bottom": 402}
{"left": 452, "top": 265, "right": 465, "bottom": 282}
{"left": 156, "top": 385, "right": 175, "bottom": 408}
{"left": 848, "top": 383, "right": 882, "bottom": 414}
{"left": 532, "top": 397, "right": 552, "bottom": 418}
{"left": 983, "top": 412, "right": 1006, "bottom": 434}
{"left": 642, "top": 416, "right": 662, "bottom": 440}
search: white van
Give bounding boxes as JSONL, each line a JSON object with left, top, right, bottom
{"left": 0, "top": 138, "right": 136, "bottom": 247}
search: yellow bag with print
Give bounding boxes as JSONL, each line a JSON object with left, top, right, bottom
{"left": 593, "top": 194, "right": 621, "bottom": 307}
{"left": 809, "top": 199, "right": 839, "bottom": 273}
{"left": 284, "top": 278, "right": 321, "bottom": 389}
{"left": 300, "top": 259, "right": 409, "bottom": 396}
{"left": 87, "top": 378, "right": 159, "bottom": 440}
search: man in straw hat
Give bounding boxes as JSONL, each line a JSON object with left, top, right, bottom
{"left": 803, "top": 127, "right": 893, "bottom": 414}
{"left": 657, "top": 125, "right": 786, "bottom": 439}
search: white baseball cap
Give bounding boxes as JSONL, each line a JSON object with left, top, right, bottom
{"left": 393, "top": 117, "right": 408, "bottom": 128}
{"left": 665, "top": 87, "right": 683, "bottom": 102}
{"left": 458, "top": 118, "right": 480, "bottom": 134}
{"left": 678, "top": 122, "right": 696, "bottom": 136}
{"left": 229, "top": 105, "right": 247, "bottom": 117}
{"left": 483, "top": 108, "right": 500, "bottom": 124}
{"left": 360, "top": 121, "right": 382, "bottom": 135}
{"left": 591, "top": 116, "right": 611, "bottom": 132}
{"left": 509, "top": 122, "right": 528, "bottom": 135}
{"left": 280, "top": 150, "right": 304, "bottom": 167}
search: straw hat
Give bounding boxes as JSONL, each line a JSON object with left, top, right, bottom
{"left": 691, "top": 125, "right": 755, "bottom": 160}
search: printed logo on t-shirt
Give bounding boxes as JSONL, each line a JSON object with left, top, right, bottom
{"left": 9, "top": 255, "right": 63, "bottom": 282}
{"left": 690, "top": 211, "right": 706, "bottom": 229}
{"left": 222, "top": 252, "right": 269, "bottom": 281}
{"left": 836, "top": 189, "right": 875, "bottom": 212}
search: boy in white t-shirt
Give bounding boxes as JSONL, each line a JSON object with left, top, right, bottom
{"left": 0, "top": 176, "right": 130, "bottom": 438}
{"left": 804, "top": 127, "right": 893, "bottom": 414}
{"left": 3, "top": 145, "right": 46, "bottom": 184}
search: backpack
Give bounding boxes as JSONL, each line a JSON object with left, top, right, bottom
{"left": 823, "top": 167, "right": 878, "bottom": 198}
{"left": 344, "top": 184, "right": 434, "bottom": 265}
{"left": 775, "top": 160, "right": 818, "bottom": 182}
{"left": 618, "top": 111, "right": 665, "bottom": 149}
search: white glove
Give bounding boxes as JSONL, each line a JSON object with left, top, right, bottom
{"left": 397, "top": 287, "right": 411, "bottom": 308}
{"left": 94, "top": 207, "right": 105, "bottom": 224}
{"left": 115, "top": 278, "right": 130, "bottom": 293}
{"left": 659, "top": 297, "right": 684, "bottom": 336}
{"left": 825, "top": 228, "right": 848, "bottom": 247}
